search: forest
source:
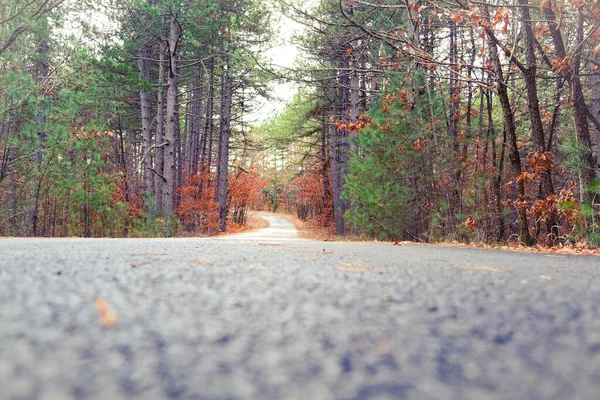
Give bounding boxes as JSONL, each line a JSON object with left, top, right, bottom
{"left": 1, "top": 0, "right": 599, "bottom": 247}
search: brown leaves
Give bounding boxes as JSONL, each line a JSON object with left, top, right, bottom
{"left": 491, "top": 7, "right": 510, "bottom": 34}
{"left": 450, "top": 10, "right": 465, "bottom": 24}
{"left": 528, "top": 151, "right": 555, "bottom": 174}
{"left": 70, "top": 126, "right": 114, "bottom": 141}
{"left": 464, "top": 215, "right": 476, "bottom": 231}
{"left": 176, "top": 169, "right": 220, "bottom": 234}
{"left": 94, "top": 297, "right": 117, "bottom": 328}
{"left": 552, "top": 56, "right": 575, "bottom": 75}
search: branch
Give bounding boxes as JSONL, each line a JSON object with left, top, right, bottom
{"left": 0, "top": 26, "right": 28, "bottom": 56}
{"left": 136, "top": 141, "right": 168, "bottom": 175}
{"left": 149, "top": 168, "right": 167, "bottom": 183}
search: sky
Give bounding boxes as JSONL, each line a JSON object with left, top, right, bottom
{"left": 249, "top": 6, "right": 305, "bottom": 124}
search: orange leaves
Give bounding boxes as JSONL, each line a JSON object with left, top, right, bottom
{"left": 413, "top": 138, "right": 423, "bottom": 152}
{"left": 513, "top": 198, "right": 529, "bottom": 210}
{"left": 532, "top": 195, "right": 557, "bottom": 220}
{"left": 528, "top": 151, "right": 555, "bottom": 174}
{"left": 291, "top": 168, "right": 333, "bottom": 227}
{"left": 541, "top": 109, "right": 554, "bottom": 125}
{"left": 552, "top": 56, "right": 575, "bottom": 74}
{"left": 491, "top": 7, "right": 510, "bottom": 34}
{"left": 514, "top": 171, "right": 537, "bottom": 185}
{"left": 534, "top": 23, "right": 549, "bottom": 38}
{"left": 333, "top": 113, "right": 373, "bottom": 132}
{"left": 292, "top": 171, "right": 325, "bottom": 207}
{"left": 450, "top": 10, "right": 465, "bottom": 24}
{"left": 176, "top": 169, "right": 220, "bottom": 234}
{"left": 70, "top": 126, "right": 114, "bottom": 141}
{"left": 464, "top": 215, "right": 476, "bottom": 231}
{"left": 410, "top": 3, "right": 423, "bottom": 13}
{"left": 229, "top": 168, "right": 267, "bottom": 210}
{"left": 469, "top": 8, "right": 483, "bottom": 26}
{"left": 94, "top": 297, "right": 117, "bottom": 328}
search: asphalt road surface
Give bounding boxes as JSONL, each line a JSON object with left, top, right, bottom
{"left": 1, "top": 212, "right": 599, "bottom": 400}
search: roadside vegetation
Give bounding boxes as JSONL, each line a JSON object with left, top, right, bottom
{"left": 1, "top": 0, "right": 599, "bottom": 248}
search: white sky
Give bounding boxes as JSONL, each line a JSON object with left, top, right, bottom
{"left": 250, "top": 7, "right": 305, "bottom": 124}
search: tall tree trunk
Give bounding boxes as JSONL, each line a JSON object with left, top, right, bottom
{"left": 162, "top": 14, "right": 180, "bottom": 215}
{"left": 190, "top": 80, "right": 203, "bottom": 174}
{"left": 519, "top": 0, "right": 557, "bottom": 242}
{"left": 484, "top": 5, "right": 532, "bottom": 245}
{"left": 215, "top": 56, "right": 233, "bottom": 232}
{"left": 203, "top": 58, "right": 215, "bottom": 173}
{"left": 329, "top": 56, "right": 348, "bottom": 235}
{"left": 154, "top": 23, "right": 167, "bottom": 211}
{"left": 448, "top": 22, "right": 461, "bottom": 229}
{"left": 321, "top": 114, "right": 331, "bottom": 225}
{"left": 137, "top": 35, "right": 153, "bottom": 210}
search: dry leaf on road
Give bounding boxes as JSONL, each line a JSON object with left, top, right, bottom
{"left": 94, "top": 297, "right": 117, "bottom": 328}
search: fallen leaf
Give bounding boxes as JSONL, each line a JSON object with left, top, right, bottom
{"left": 340, "top": 261, "right": 362, "bottom": 268}
{"left": 132, "top": 260, "right": 151, "bottom": 268}
{"left": 458, "top": 265, "right": 505, "bottom": 273}
{"left": 94, "top": 297, "right": 117, "bottom": 328}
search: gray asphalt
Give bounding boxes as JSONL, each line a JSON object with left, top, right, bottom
{"left": 1, "top": 213, "right": 599, "bottom": 400}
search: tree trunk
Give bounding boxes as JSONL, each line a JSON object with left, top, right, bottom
{"left": 190, "top": 78, "right": 203, "bottom": 174}
{"left": 215, "top": 56, "right": 233, "bottom": 232}
{"left": 202, "top": 58, "right": 215, "bottom": 173}
{"left": 329, "top": 57, "right": 347, "bottom": 235}
{"left": 154, "top": 23, "right": 167, "bottom": 210}
{"left": 447, "top": 22, "right": 461, "bottom": 229}
{"left": 519, "top": 0, "right": 557, "bottom": 242}
{"left": 484, "top": 5, "right": 532, "bottom": 245}
{"left": 162, "top": 14, "right": 180, "bottom": 215}
{"left": 137, "top": 37, "right": 153, "bottom": 209}
{"left": 321, "top": 114, "right": 331, "bottom": 225}
{"left": 592, "top": 69, "right": 600, "bottom": 157}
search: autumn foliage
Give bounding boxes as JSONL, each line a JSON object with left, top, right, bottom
{"left": 176, "top": 169, "right": 220, "bottom": 235}
{"left": 228, "top": 168, "right": 267, "bottom": 225}
{"left": 290, "top": 167, "right": 333, "bottom": 228}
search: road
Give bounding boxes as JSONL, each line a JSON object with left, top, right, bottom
{"left": 1, "top": 212, "right": 599, "bottom": 400}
